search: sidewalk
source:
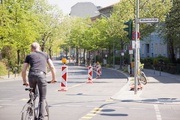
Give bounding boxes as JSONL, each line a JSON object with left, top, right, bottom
{"left": 0, "top": 74, "right": 21, "bottom": 82}
{"left": 111, "top": 68, "right": 180, "bottom": 104}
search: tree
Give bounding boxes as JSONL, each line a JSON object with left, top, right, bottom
{"left": 165, "top": 0, "right": 180, "bottom": 63}
{"left": 0, "top": 1, "right": 41, "bottom": 66}
{"left": 109, "top": 0, "right": 172, "bottom": 65}
{"left": 0, "top": 0, "right": 64, "bottom": 72}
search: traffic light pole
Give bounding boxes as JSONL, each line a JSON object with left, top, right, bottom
{"left": 134, "top": 0, "right": 139, "bottom": 94}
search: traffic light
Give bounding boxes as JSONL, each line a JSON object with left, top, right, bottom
{"left": 124, "top": 19, "right": 133, "bottom": 40}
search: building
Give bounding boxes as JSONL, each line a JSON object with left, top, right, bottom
{"left": 70, "top": 2, "right": 100, "bottom": 18}
{"left": 98, "top": 4, "right": 113, "bottom": 17}
{"left": 140, "top": 32, "right": 168, "bottom": 58}
{"left": 69, "top": 2, "right": 172, "bottom": 61}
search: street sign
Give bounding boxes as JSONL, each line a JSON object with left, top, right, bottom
{"left": 132, "top": 32, "right": 140, "bottom": 39}
{"left": 132, "top": 41, "right": 140, "bottom": 49}
{"left": 138, "top": 18, "right": 159, "bottom": 23}
{"left": 129, "top": 50, "right": 133, "bottom": 54}
{"left": 132, "top": 41, "right": 135, "bottom": 49}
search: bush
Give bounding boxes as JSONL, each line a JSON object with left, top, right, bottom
{"left": 106, "top": 64, "right": 113, "bottom": 68}
{"left": 11, "top": 64, "right": 22, "bottom": 74}
{"left": 0, "top": 61, "right": 8, "bottom": 76}
{"left": 1, "top": 46, "right": 17, "bottom": 68}
{"left": 141, "top": 58, "right": 153, "bottom": 69}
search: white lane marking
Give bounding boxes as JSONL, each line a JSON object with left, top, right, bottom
{"left": 20, "top": 98, "right": 29, "bottom": 101}
{"left": 154, "top": 104, "right": 162, "bottom": 120}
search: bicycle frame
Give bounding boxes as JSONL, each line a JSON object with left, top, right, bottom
{"left": 21, "top": 82, "right": 53, "bottom": 120}
{"left": 21, "top": 88, "right": 38, "bottom": 120}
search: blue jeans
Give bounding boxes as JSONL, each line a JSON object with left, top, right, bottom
{"left": 28, "top": 72, "right": 47, "bottom": 120}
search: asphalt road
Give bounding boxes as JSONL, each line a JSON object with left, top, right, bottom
{"left": 0, "top": 60, "right": 179, "bottom": 120}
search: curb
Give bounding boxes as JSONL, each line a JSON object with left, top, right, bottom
{"left": 107, "top": 67, "right": 143, "bottom": 101}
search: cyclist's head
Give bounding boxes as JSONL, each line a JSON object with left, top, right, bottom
{"left": 31, "top": 42, "right": 40, "bottom": 52}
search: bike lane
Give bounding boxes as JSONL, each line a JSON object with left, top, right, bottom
{"left": 111, "top": 68, "right": 180, "bottom": 120}
{"left": 0, "top": 60, "right": 128, "bottom": 120}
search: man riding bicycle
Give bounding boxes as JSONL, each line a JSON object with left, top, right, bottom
{"left": 21, "top": 42, "right": 57, "bottom": 120}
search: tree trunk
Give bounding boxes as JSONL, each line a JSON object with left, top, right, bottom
{"left": 168, "top": 35, "right": 176, "bottom": 63}
{"left": 48, "top": 47, "right": 52, "bottom": 59}
{"left": 17, "top": 50, "right": 20, "bottom": 65}
{"left": 76, "top": 47, "right": 78, "bottom": 63}
{"left": 41, "top": 35, "right": 45, "bottom": 52}
{"left": 83, "top": 49, "right": 85, "bottom": 64}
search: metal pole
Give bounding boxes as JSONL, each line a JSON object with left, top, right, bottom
{"left": 134, "top": 0, "right": 139, "bottom": 94}
{"left": 113, "top": 41, "right": 115, "bottom": 68}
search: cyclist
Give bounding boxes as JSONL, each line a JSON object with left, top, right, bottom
{"left": 21, "top": 42, "right": 57, "bottom": 120}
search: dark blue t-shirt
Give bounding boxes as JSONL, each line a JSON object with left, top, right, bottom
{"left": 24, "top": 51, "right": 49, "bottom": 74}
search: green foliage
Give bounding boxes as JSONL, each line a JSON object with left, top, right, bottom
{"left": 153, "top": 56, "right": 170, "bottom": 65}
{"left": 106, "top": 64, "right": 113, "bottom": 68}
{"left": 0, "top": 0, "right": 64, "bottom": 68}
{"left": 0, "top": 0, "right": 174, "bottom": 69}
{"left": 141, "top": 56, "right": 170, "bottom": 69}
{"left": 141, "top": 58, "right": 153, "bottom": 64}
{"left": 113, "top": 0, "right": 172, "bottom": 39}
{"left": 1, "top": 46, "right": 16, "bottom": 67}
{"left": 96, "top": 55, "right": 102, "bottom": 63}
{"left": 161, "top": 0, "right": 180, "bottom": 62}
{"left": 0, "top": 61, "right": 8, "bottom": 76}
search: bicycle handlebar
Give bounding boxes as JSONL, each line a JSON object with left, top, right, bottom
{"left": 25, "top": 88, "right": 33, "bottom": 91}
{"left": 46, "top": 81, "right": 57, "bottom": 84}
{"left": 23, "top": 81, "right": 57, "bottom": 86}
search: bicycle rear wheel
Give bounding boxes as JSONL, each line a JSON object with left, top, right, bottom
{"left": 34, "top": 100, "right": 49, "bottom": 120}
{"left": 34, "top": 97, "right": 39, "bottom": 119}
{"left": 140, "top": 73, "right": 147, "bottom": 85}
{"left": 21, "top": 104, "right": 35, "bottom": 120}
{"left": 45, "top": 101, "right": 49, "bottom": 120}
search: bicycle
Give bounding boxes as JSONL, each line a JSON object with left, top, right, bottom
{"left": 138, "top": 63, "right": 148, "bottom": 85}
{"left": 21, "top": 82, "right": 52, "bottom": 120}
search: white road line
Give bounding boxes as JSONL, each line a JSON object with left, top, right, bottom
{"left": 154, "top": 104, "right": 162, "bottom": 120}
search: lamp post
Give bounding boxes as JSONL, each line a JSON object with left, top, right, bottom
{"left": 134, "top": 0, "right": 140, "bottom": 94}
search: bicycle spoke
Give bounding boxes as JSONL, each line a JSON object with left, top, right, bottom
{"left": 34, "top": 96, "right": 39, "bottom": 119}
{"left": 45, "top": 101, "right": 49, "bottom": 120}
{"left": 21, "top": 104, "right": 35, "bottom": 120}
{"left": 140, "top": 75, "right": 147, "bottom": 85}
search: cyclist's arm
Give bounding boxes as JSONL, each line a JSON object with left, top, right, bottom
{"left": 22, "top": 63, "right": 29, "bottom": 86}
{"left": 47, "top": 58, "right": 57, "bottom": 83}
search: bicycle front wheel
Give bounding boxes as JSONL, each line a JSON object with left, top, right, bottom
{"left": 21, "top": 104, "right": 35, "bottom": 120}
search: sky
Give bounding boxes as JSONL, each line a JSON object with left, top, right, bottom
{"left": 48, "top": 0, "right": 120, "bottom": 15}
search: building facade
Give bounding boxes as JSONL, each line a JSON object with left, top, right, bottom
{"left": 69, "top": 2, "right": 174, "bottom": 61}
{"left": 140, "top": 32, "right": 168, "bottom": 59}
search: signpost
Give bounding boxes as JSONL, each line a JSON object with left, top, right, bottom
{"left": 138, "top": 18, "right": 159, "bottom": 23}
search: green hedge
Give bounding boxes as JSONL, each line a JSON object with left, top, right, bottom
{"left": 0, "top": 61, "right": 8, "bottom": 76}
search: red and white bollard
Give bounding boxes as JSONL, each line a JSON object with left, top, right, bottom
{"left": 96, "top": 65, "right": 101, "bottom": 78}
{"left": 58, "top": 64, "right": 68, "bottom": 91}
{"left": 86, "top": 65, "right": 93, "bottom": 84}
